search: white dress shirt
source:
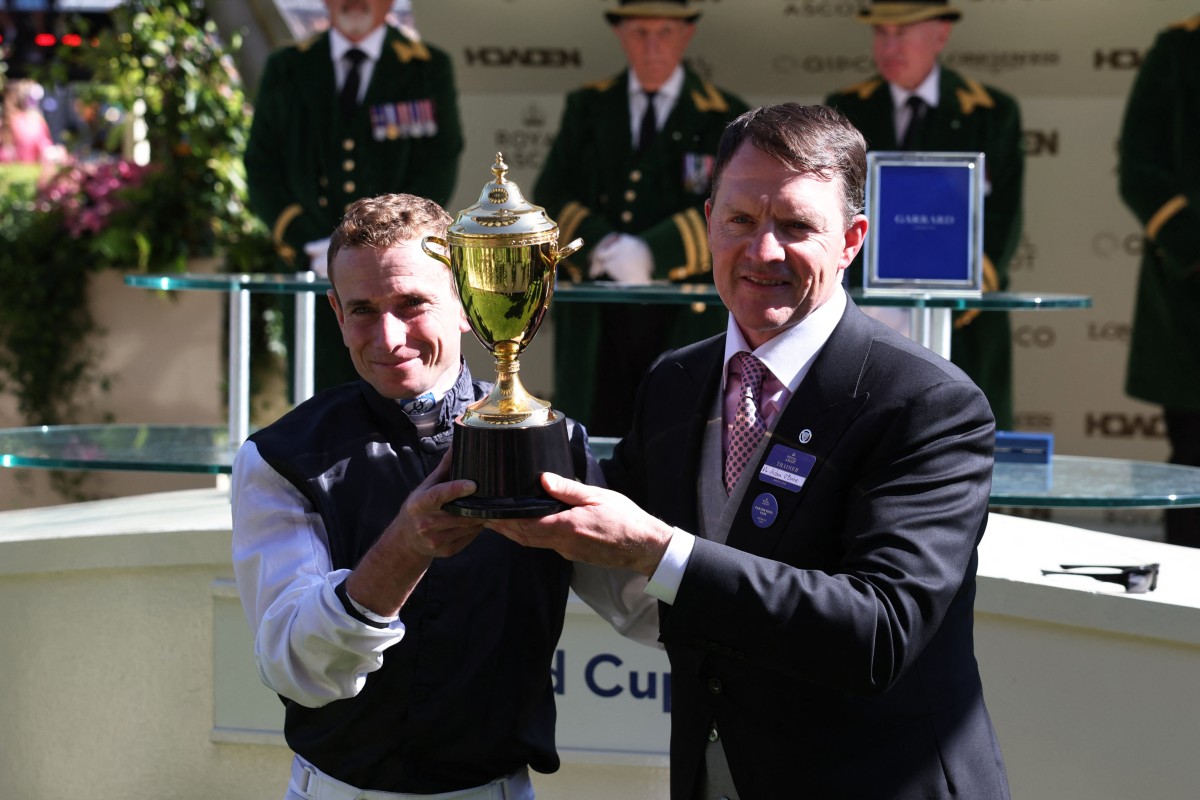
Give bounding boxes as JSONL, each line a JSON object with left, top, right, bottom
{"left": 329, "top": 25, "right": 387, "bottom": 105}
{"left": 888, "top": 64, "right": 941, "bottom": 145}
{"left": 627, "top": 64, "right": 685, "bottom": 146}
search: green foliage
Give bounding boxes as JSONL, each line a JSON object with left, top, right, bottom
{"left": 52, "top": 0, "right": 258, "bottom": 271}
{"left": 0, "top": 177, "right": 98, "bottom": 426}
{"left": 0, "top": 0, "right": 269, "bottom": 440}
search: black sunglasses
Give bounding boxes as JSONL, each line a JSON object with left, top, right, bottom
{"left": 1040, "top": 563, "right": 1160, "bottom": 594}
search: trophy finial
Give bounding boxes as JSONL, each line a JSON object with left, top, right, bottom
{"left": 492, "top": 152, "right": 509, "bottom": 183}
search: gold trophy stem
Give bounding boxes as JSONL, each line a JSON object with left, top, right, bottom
{"left": 460, "top": 342, "right": 553, "bottom": 428}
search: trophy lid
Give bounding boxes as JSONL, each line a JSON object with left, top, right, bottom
{"left": 447, "top": 153, "right": 559, "bottom": 241}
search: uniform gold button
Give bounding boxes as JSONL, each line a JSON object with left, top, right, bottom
{"left": 343, "top": 138, "right": 355, "bottom": 151}
{"left": 319, "top": 177, "right": 328, "bottom": 187}
{"left": 620, "top": 210, "right": 633, "bottom": 223}
{"left": 629, "top": 170, "right": 642, "bottom": 182}
{"left": 343, "top": 159, "right": 355, "bottom": 172}
{"left": 624, "top": 189, "right": 636, "bottom": 202}
{"left": 318, "top": 197, "right": 328, "bottom": 207}
{"left": 343, "top": 181, "right": 356, "bottom": 194}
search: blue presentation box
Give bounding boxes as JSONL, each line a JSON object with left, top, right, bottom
{"left": 863, "top": 151, "right": 985, "bottom": 297}
{"left": 994, "top": 431, "right": 1054, "bottom": 464}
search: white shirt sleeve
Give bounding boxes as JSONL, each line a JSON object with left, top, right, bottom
{"left": 569, "top": 525, "right": 697, "bottom": 649}
{"left": 645, "top": 527, "right": 696, "bottom": 605}
{"left": 230, "top": 441, "right": 406, "bottom": 708}
{"left": 570, "top": 563, "right": 662, "bottom": 649}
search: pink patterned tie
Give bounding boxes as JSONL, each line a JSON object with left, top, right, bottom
{"left": 725, "top": 351, "right": 768, "bottom": 494}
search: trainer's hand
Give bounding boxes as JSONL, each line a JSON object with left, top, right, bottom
{"left": 490, "top": 472, "right": 673, "bottom": 576}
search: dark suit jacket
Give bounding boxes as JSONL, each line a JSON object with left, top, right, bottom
{"left": 604, "top": 299, "right": 1010, "bottom": 799}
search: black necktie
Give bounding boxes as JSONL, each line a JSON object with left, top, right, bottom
{"left": 637, "top": 90, "right": 658, "bottom": 155}
{"left": 900, "top": 95, "right": 927, "bottom": 150}
{"left": 340, "top": 48, "right": 367, "bottom": 120}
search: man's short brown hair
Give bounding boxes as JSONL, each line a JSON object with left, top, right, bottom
{"left": 328, "top": 193, "right": 453, "bottom": 288}
{"left": 710, "top": 104, "right": 867, "bottom": 226}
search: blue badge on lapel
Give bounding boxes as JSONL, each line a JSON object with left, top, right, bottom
{"left": 758, "top": 444, "right": 815, "bottom": 493}
{"left": 750, "top": 492, "right": 778, "bottom": 529}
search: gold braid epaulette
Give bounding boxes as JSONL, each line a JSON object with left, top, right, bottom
{"left": 272, "top": 204, "right": 303, "bottom": 266}
{"left": 668, "top": 207, "right": 711, "bottom": 281}
{"left": 1168, "top": 14, "right": 1200, "bottom": 32}
{"left": 392, "top": 39, "right": 430, "bottom": 63}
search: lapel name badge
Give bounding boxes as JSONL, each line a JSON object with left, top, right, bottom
{"left": 751, "top": 492, "right": 778, "bottom": 529}
{"left": 758, "top": 443, "right": 816, "bottom": 493}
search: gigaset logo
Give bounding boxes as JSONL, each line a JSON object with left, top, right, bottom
{"left": 463, "top": 47, "right": 582, "bottom": 68}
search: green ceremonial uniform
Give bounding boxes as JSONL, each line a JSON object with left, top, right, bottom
{"left": 827, "top": 67, "right": 1024, "bottom": 429}
{"left": 1119, "top": 15, "right": 1200, "bottom": 412}
{"left": 245, "top": 27, "right": 464, "bottom": 391}
{"left": 535, "top": 66, "right": 748, "bottom": 434}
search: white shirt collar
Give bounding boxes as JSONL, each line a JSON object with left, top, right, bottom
{"left": 888, "top": 62, "right": 941, "bottom": 109}
{"left": 628, "top": 64, "right": 685, "bottom": 105}
{"left": 329, "top": 24, "right": 387, "bottom": 64}
{"left": 721, "top": 285, "right": 847, "bottom": 394}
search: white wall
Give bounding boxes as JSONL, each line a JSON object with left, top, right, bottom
{"left": 2, "top": 492, "right": 1199, "bottom": 799}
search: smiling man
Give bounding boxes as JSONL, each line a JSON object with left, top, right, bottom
{"left": 230, "top": 194, "right": 628, "bottom": 799}
{"left": 493, "top": 105, "right": 1010, "bottom": 799}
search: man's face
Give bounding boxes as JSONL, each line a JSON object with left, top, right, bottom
{"left": 871, "top": 19, "right": 952, "bottom": 90}
{"left": 328, "top": 240, "right": 470, "bottom": 399}
{"left": 323, "top": 0, "right": 391, "bottom": 42}
{"left": 705, "top": 143, "right": 867, "bottom": 349}
{"left": 612, "top": 18, "right": 695, "bottom": 92}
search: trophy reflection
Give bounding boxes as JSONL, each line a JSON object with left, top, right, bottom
{"left": 421, "top": 153, "right": 582, "bottom": 518}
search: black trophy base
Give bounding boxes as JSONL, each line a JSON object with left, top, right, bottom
{"left": 444, "top": 413, "right": 575, "bottom": 519}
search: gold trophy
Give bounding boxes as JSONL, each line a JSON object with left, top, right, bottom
{"left": 422, "top": 153, "right": 582, "bottom": 518}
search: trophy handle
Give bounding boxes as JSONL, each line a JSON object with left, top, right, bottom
{"left": 421, "top": 236, "right": 452, "bottom": 267}
{"left": 555, "top": 237, "right": 584, "bottom": 263}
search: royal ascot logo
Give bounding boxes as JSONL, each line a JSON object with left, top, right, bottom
{"left": 463, "top": 47, "right": 582, "bottom": 69}
{"left": 944, "top": 50, "right": 1060, "bottom": 75}
{"left": 1093, "top": 48, "right": 1144, "bottom": 70}
{"left": 1014, "top": 411, "right": 1054, "bottom": 431}
{"left": 1013, "top": 325, "right": 1056, "bottom": 349}
{"left": 1084, "top": 412, "right": 1166, "bottom": 439}
{"left": 778, "top": 0, "right": 859, "bottom": 17}
{"left": 1090, "top": 231, "right": 1142, "bottom": 258}
{"left": 494, "top": 104, "right": 554, "bottom": 171}
{"left": 1023, "top": 129, "right": 1059, "bottom": 157}
{"left": 1010, "top": 234, "right": 1037, "bottom": 272}
{"left": 771, "top": 53, "right": 873, "bottom": 75}
{"left": 1086, "top": 321, "right": 1131, "bottom": 343}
